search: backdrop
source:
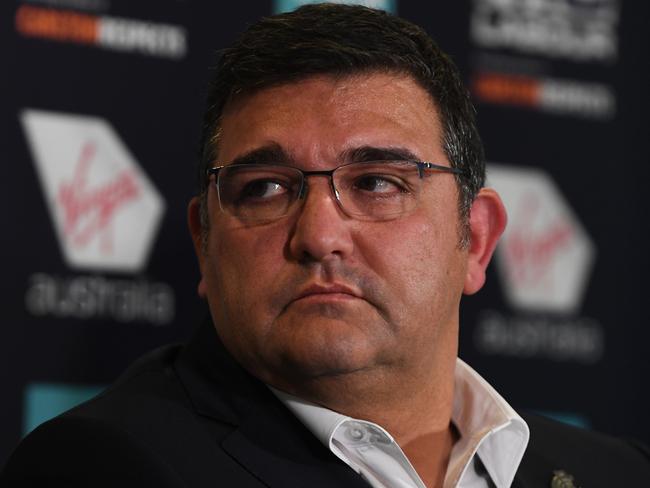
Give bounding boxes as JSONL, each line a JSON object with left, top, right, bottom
{"left": 2, "top": 0, "right": 648, "bottom": 466}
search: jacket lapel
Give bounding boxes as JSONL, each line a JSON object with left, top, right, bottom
{"left": 174, "top": 318, "right": 369, "bottom": 488}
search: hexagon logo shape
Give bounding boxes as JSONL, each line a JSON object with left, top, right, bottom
{"left": 20, "top": 109, "right": 165, "bottom": 273}
{"left": 487, "top": 163, "right": 595, "bottom": 313}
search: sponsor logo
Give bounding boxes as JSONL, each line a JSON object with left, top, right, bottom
{"left": 15, "top": 5, "right": 187, "bottom": 59}
{"left": 470, "top": 0, "right": 621, "bottom": 63}
{"left": 274, "top": 0, "right": 396, "bottom": 14}
{"left": 472, "top": 72, "right": 615, "bottom": 119}
{"left": 488, "top": 164, "right": 595, "bottom": 313}
{"left": 468, "top": 0, "right": 620, "bottom": 119}
{"left": 20, "top": 109, "right": 165, "bottom": 273}
{"left": 474, "top": 309, "right": 604, "bottom": 363}
{"left": 473, "top": 163, "right": 603, "bottom": 363}
{"left": 25, "top": 273, "right": 175, "bottom": 325}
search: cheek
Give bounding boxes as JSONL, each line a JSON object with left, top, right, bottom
{"left": 203, "top": 225, "right": 292, "bottom": 364}
{"left": 358, "top": 215, "right": 464, "bottom": 316}
{"left": 359, "top": 217, "right": 440, "bottom": 275}
{"left": 209, "top": 224, "right": 288, "bottom": 309}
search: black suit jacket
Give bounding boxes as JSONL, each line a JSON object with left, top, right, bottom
{"left": 2, "top": 320, "right": 650, "bottom": 487}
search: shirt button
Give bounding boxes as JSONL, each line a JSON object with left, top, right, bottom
{"left": 347, "top": 426, "right": 365, "bottom": 441}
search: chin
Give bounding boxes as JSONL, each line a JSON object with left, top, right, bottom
{"left": 230, "top": 306, "right": 393, "bottom": 384}
{"left": 276, "top": 327, "right": 382, "bottom": 379}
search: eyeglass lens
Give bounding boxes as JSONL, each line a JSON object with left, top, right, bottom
{"left": 216, "top": 161, "right": 427, "bottom": 222}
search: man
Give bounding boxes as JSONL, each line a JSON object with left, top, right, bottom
{"left": 2, "top": 4, "right": 649, "bottom": 488}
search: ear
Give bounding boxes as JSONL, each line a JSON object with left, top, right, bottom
{"left": 463, "top": 188, "right": 507, "bottom": 295}
{"left": 187, "top": 196, "right": 208, "bottom": 298}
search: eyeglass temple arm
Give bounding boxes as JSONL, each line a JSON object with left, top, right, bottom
{"left": 417, "top": 161, "right": 466, "bottom": 177}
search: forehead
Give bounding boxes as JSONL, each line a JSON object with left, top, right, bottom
{"left": 217, "top": 73, "right": 446, "bottom": 164}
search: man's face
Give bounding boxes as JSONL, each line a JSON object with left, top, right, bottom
{"left": 193, "top": 73, "right": 473, "bottom": 390}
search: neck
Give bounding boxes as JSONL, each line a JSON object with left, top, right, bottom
{"left": 307, "top": 360, "right": 456, "bottom": 438}
{"left": 278, "top": 325, "right": 458, "bottom": 435}
{"left": 265, "top": 317, "right": 460, "bottom": 488}
{"left": 273, "top": 347, "right": 458, "bottom": 488}
{"left": 402, "top": 423, "right": 459, "bottom": 488}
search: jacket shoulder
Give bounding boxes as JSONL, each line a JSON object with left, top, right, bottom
{"left": 517, "top": 413, "right": 650, "bottom": 487}
{"left": 1, "top": 415, "right": 187, "bottom": 487}
{"left": 1, "top": 345, "right": 257, "bottom": 487}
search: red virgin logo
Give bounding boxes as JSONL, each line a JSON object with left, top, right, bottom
{"left": 58, "top": 141, "right": 140, "bottom": 254}
{"left": 488, "top": 164, "right": 595, "bottom": 313}
{"left": 21, "top": 109, "right": 165, "bottom": 272}
{"left": 502, "top": 194, "right": 574, "bottom": 292}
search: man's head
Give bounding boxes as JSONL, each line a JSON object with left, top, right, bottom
{"left": 198, "top": 3, "right": 484, "bottom": 246}
{"left": 189, "top": 4, "right": 506, "bottom": 404}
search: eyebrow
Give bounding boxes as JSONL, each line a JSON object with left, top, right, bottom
{"left": 225, "top": 144, "right": 421, "bottom": 167}
{"left": 343, "top": 146, "right": 421, "bottom": 163}
{"left": 227, "top": 143, "right": 295, "bottom": 166}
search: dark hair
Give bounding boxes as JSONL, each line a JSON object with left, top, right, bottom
{"left": 199, "top": 3, "right": 484, "bottom": 243}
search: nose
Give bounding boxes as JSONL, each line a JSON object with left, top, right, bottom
{"left": 288, "top": 177, "right": 354, "bottom": 263}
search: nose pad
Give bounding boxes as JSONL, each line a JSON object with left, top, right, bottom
{"left": 298, "top": 172, "right": 347, "bottom": 215}
{"left": 298, "top": 174, "right": 344, "bottom": 214}
{"left": 330, "top": 178, "right": 342, "bottom": 205}
{"left": 298, "top": 179, "right": 308, "bottom": 200}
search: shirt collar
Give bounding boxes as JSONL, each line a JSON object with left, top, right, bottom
{"left": 270, "top": 386, "right": 350, "bottom": 448}
{"left": 270, "top": 358, "right": 529, "bottom": 488}
{"left": 448, "top": 359, "right": 529, "bottom": 488}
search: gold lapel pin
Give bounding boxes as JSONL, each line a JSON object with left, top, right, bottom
{"left": 551, "top": 469, "right": 578, "bottom": 488}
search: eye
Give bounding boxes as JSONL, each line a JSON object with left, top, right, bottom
{"left": 353, "top": 174, "right": 406, "bottom": 194}
{"left": 240, "top": 179, "right": 288, "bottom": 200}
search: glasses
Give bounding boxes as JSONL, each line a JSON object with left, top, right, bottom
{"left": 207, "top": 160, "right": 464, "bottom": 223}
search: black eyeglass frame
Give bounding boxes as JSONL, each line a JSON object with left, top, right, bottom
{"left": 206, "top": 159, "right": 467, "bottom": 220}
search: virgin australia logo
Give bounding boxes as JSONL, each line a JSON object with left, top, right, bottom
{"left": 20, "top": 109, "right": 165, "bottom": 273}
{"left": 487, "top": 164, "right": 595, "bottom": 313}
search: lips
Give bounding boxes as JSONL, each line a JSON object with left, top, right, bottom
{"left": 293, "top": 283, "right": 361, "bottom": 302}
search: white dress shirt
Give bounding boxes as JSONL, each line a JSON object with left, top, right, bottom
{"left": 270, "top": 359, "right": 529, "bottom": 488}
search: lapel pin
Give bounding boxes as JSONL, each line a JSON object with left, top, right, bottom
{"left": 550, "top": 469, "right": 579, "bottom": 488}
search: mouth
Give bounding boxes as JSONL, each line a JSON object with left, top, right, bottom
{"left": 292, "top": 283, "right": 362, "bottom": 304}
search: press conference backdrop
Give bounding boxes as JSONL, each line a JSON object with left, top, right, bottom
{"left": 2, "top": 0, "right": 649, "bottom": 466}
